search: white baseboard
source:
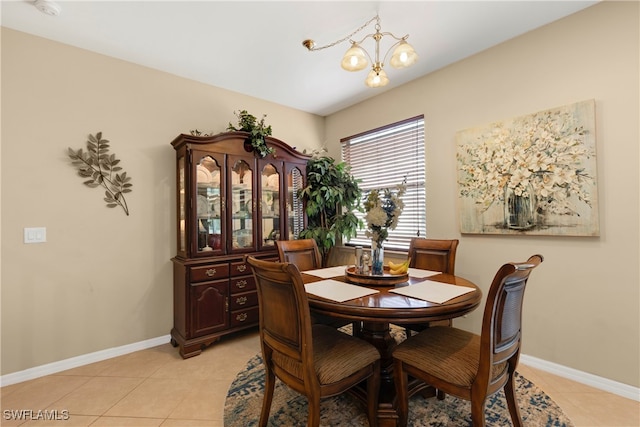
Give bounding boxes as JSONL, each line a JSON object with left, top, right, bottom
{"left": 2, "top": 336, "right": 638, "bottom": 403}
{"left": 0, "top": 334, "right": 171, "bottom": 387}
{"left": 520, "top": 353, "right": 640, "bottom": 402}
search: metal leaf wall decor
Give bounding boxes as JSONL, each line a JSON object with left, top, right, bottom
{"left": 67, "top": 132, "right": 133, "bottom": 216}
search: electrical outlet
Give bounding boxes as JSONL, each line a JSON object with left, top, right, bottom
{"left": 24, "top": 227, "right": 47, "bottom": 244}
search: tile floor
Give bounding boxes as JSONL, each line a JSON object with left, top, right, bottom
{"left": 1, "top": 329, "right": 638, "bottom": 426}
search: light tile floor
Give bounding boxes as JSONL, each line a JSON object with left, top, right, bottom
{"left": 1, "top": 329, "right": 638, "bottom": 426}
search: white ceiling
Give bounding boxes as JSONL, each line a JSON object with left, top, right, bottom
{"left": 1, "top": 0, "right": 598, "bottom": 116}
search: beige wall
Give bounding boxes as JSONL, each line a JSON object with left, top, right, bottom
{"left": 326, "top": 2, "right": 639, "bottom": 388}
{"left": 0, "top": 28, "right": 324, "bottom": 375}
{"left": 1, "top": 1, "right": 638, "bottom": 391}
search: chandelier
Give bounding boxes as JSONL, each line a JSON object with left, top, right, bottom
{"left": 302, "top": 15, "right": 418, "bottom": 88}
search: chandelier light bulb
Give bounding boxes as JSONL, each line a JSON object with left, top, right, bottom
{"left": 390, "top": 40, "right": 418, "bottom": 69}
{"left": 341, "top": 43, "right": 368, "bottom": 71}
{"left": 365, "top": 68, "right": 389, "bottom": 88}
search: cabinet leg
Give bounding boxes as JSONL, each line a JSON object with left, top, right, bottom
{"left": 180, "top": 343, "right": 203, "bottom": 359}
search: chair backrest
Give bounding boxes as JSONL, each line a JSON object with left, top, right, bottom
{"left": 407, "top": 238, "right": 459, "bottom": 274}
{"left": 245, "top": 256, "right": 316, "bottom": 384}
{"left": 478, "top": 254, "right": 544, "bottom": 387}
{"left": 276, "top": 239, "right": 322, "bottom": 271}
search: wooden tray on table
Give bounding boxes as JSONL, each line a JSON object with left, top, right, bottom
{"left": 344, "top": 266, "right": 409, "bottom": 286}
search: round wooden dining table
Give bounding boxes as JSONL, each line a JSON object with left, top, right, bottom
{"left": 301, "top": 270, "right": 482, "bottom": 427}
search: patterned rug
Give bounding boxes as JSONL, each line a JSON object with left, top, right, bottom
{"left": 224, "top": 329, "right": 574, "bottom": 426}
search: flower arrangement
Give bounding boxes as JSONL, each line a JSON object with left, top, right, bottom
{"left": 363, "top": 180, "right": 407, "bottom": 248}
{"left": 457, "top": 106, "right": 595, "bottom": 218}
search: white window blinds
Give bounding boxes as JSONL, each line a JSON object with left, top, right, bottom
{"left": 341, "top": 116, "right": 426, "bottom": 250}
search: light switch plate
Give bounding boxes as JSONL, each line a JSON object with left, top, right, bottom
{"left": 24, "top": 227, "right": 47, "bottom": 243}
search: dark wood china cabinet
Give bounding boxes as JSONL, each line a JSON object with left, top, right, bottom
{"left": 170, "top": 131, "right": 309, "bottom": 358}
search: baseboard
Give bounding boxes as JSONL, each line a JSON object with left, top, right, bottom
{"left": 2, "top": 336, "right": 638, "bottom": 403}
{"left": 520, "top": 353, "right": 640, "bottom": 402}
{"left": 0, "top": 334, "right": 171, "bottom": 387}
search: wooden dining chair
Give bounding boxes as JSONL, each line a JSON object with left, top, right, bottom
{"left": 276, "top": 238, "right": 322, "bottom": 271}
{"left": 392, "top": 254, "right": 544, "bottom": 427}
{"left": 401, "top": 238, "right": 460, "bottom": 336}
{"left": 276, "top": 239, "right": 354, "bottom": 331}
{"left": 246, "top": 256, "right": 381, "bottom": 427}
{"left": 408, "top": 238, "right": 459, "bottom": 274}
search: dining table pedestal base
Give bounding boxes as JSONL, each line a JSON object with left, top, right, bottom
{"left": 358, "top": 321, "right": 401, "bottom": 426}
{"left": 358, "top": 321, "right": 397, "bottom": 381}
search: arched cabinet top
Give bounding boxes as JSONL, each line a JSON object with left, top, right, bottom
{"left": 171, "top": 131, "right": 311, "bottom": 162}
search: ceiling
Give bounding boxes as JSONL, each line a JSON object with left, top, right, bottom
{"left": 1, "top": 1, "right": 597, "bottom": 116}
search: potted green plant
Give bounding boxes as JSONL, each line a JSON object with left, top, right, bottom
{"left": 227, "top": 110, "right": 275, "bottom": 158}
{"left": 298, "top": 150, "right": 362, "bottom": 266}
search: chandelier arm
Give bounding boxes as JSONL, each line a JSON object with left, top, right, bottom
{"left": 380, "top": 32, "right": 409, "bottom": 42}
{"left": 381, "top": 39, "right": 404, "bottom": 66}
{"left": 351, "top": 31, "right": 407, "bottom": 46}
{"left": 349, "top": 31, "right": 410, "bottom": 66}
{"left": 304, "top": 15, "right": 378, "bottom": 51}
{"left": 349, "top": 32, "right": 374, "bottom": 47}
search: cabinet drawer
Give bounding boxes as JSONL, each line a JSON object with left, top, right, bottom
{"left": 190, "top": 264, "right": 229, "bottom": 282}
{"left": 230, "top": 260, "right": 250, "bottom": 277}
{"left": 230, "top": 291, "right": 258, "bottom": 310}
{"left": 230, "top": 275, "right": 256, "bottom": 293}
{"left": 230, "top": 306, "right": 259, "bottom": 327}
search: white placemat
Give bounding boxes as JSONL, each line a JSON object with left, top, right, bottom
{"left": 390, "top": 280, "right": 475, "bottom": 304}
{"left": 407, "top": 268, "right": 442, "bottom": 278}
{"left": 304, "top": 265, "right": 349, "bottom": 279}
{"left": 305, "top": 279, "right": 379, "bottom": 302}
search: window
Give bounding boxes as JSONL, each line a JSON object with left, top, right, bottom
{"left": 341, "top": 116, "right": 426, "bottom": 250}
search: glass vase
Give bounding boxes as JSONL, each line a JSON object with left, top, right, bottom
{"left": 371, "top": 241, "right": 384, "bottom": 275}
{"left": 504, "top": 184, "right": 536, "bottom": 230}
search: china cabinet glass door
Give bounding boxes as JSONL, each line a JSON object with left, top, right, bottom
{"left": 287, "top": 166, "right": 305, "bottom": 240}
{"left": 230, "top": 158, "right": 254, "bottom": 251}
{"left": 260, "top": 163, "right": 281, "bottom": 248}
{"left": 178, "top": 155, "right": 186, "bottom": 255}
{"left": 195, "top": 154, "right": 223, "bottom": 254}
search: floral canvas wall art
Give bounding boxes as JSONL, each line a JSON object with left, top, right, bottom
{"left": 456, "top": 100, "right": 598, "bottom": 236}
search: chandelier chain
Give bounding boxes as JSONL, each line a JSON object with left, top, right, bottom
{"left": 308, "top": 15, "right": 379, "bottom": 51}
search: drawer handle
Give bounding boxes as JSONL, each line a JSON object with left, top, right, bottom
{"left": 236, "top": 265, "right": 247, "bottom": 273}
{"left": 236, "top": 313, "right": 248, "bottom": 322}
{"left": 236, "top": 296, "right": 247, "bottom": 305}
{"left": 205, "top": 268, "right": 217, "bottom": 277}
{"left": 236, "top": 279, "right": 247, "bottom": 289}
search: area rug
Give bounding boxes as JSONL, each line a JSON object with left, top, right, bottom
{"left": 224, "top": 329, "right": 574, "bottom": 426}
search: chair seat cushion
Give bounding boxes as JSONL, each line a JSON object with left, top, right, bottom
{"left": 313, "top": 325, "right": 380, "bottom": 384}
{"left": 393, "top": 326, "right": 505, "bottom": 388}
{"left": 273, "top": 325, "right": 379, "bottom": 385}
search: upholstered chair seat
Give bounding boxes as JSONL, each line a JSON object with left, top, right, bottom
{"left": 272, "top": 324, "right": 380, "bottom": 385}
{"left": 392, "top": 327, "right": 507, "bottom": 388}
